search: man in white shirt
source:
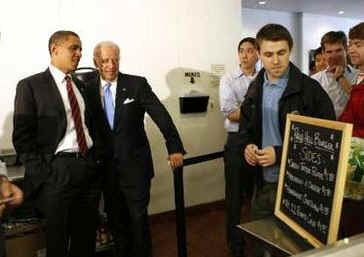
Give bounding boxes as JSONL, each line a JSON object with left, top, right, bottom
{"left": 219, "top": 37, "right": 258, "bottom": 257}
{"left": 311, "top": 31, "right": 358, "bottom": 118}
{"left": 13, "top": 31, "right": 102, "bottom": 257}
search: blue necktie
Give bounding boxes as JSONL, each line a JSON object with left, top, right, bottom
{"left": 103, "top": 83, "right": 115, "bottom": 129}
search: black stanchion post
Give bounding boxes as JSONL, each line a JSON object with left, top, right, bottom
{"left": 172, "top": 152, "right": 223, "bottom": 257}
{"left": 173, "top": 166, "right": 187, "bottom": 257}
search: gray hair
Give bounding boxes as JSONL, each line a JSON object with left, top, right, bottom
{"left": 93, "top": 41, "right": 120, "bottom": 59}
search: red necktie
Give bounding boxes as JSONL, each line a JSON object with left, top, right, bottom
{"left": 65, "top": 76, "right": 88, "bottom": 154}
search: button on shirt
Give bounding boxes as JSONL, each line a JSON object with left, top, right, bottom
{"left": 262, "top": 69, "right": 289, "bottom": 183}
{"left": 219, "top": 65, "right": 257, "bottom": 132}
{"left": 49, "top": 65, "right": 93, "bottom": 153}
{"left": 311, "top": 66, "right": 358, "bottom": 118}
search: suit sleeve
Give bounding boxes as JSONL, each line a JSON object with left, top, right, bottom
{"left": 13, "top": 79, "right": 55, "bottom": 198}
{"left": 238, "top": 96, "right": 257, "bottom": 149}
{"left": 139, "top": 78, "right": 186, "bottom": 155}
{"left": 12, "top": 79, "right": 39, "bottom": 162}
{"left": 219, "top": 75, "right": 239, "bottom": 117}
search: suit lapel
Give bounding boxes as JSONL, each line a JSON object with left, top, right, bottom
{"left": 43, "top": 68, "right": 67, "bottom": 139}
{"left": 91, "top": 76, "right": 104, "bottom": 112}
{"left": 44, "top": 69, "right": 67, "bottom": 120}
{"left": 91, "top": 75, "right": 114, "bottom": 133}
{"left": 114, "top": 73, "right": 129, "bottom": 132}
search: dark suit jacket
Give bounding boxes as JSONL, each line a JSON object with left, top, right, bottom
{"left": 12, "top": 68, "right": 97, "bottom": 198}
{"left": 85, "top": 72, "right": 185, "bottom": 186}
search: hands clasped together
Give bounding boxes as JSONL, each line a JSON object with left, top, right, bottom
{"left": 244, "top": 144, "right": 276, "bottom": 167}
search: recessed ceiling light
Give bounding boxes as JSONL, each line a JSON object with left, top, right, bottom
{"left": 338, "top": 10, "right": 345, "bottom": 15}
{"left": 258, "top": 1, "right": 266, "bottom": 5}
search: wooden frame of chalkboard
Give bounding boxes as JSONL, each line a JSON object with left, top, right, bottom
{"left": 274, "top": 114, "right": 352, "bottom": 247}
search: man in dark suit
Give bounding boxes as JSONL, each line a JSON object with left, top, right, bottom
{"left": 13, "top": 31, "right": 102, "bottom": 257}
{"left": 85, "top": 41, "right": 185, "bottom": 257}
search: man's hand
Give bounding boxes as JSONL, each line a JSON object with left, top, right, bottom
{"left": 256, "top": 146, "right": 276, "bottom": 167}
{"left": 0, "top": 179, "right": 23, "bottom": 216}
{"left": 330, "top": 65, "right": 345, "bottom": 81}
{"left": 244, "top": 144, "right": 259, "bottom": 166}
{"left": 327, "top": 65, "right": 352, "bottom": 94}
{"left": 168, "top": 153, "right": 184, "bottom": 170}
{"left": 227, "top": 108, "right": 241, "bottom": 122}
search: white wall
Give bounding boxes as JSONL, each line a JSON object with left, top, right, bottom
{"left": 0, "top": 0, "right": 245, "bottom": 214}
{"left": 301, "top": 13, "right": 361, "bottom": 74}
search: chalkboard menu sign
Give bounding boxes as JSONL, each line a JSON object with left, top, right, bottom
{"left": 275, "top": 114, "right": 352, "bottom": 247}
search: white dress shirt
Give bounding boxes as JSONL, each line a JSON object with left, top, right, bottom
{"left": 49, "top": 64, "right": 93, "bottom": 153}
{"left": 311, "top": 66, "right": 358, "bottom": 118}
{"left": 219, "top": 65, "right": 257, "bottom": 132}
{"left": 100, "top": 78, "right": 117, "bottom": 109}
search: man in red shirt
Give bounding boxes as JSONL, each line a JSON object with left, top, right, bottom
{"left": 339, "top": 23, "right": 364, "bottom": 137}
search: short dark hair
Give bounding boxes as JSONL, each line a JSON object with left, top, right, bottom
{"left": 238, "top": 37, "right": 256, "bottom": 51}
{"left": 320, "top": 31, "right": 347, "bottom": 51}
{"left": 349, "top": 22, "right": 364, "bottom": 40}
{"left": 314, "top": 47, "right": 323, "bottom": 59}
{"left": 256, "top": 24, "right": 293, "bottom": 51}
{"left": 48, "top": 30, "right": 80, "bottom": 55}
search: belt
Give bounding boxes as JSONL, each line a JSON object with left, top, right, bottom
{"left": 56, "top": 151, "right": 87, "bottom": 159}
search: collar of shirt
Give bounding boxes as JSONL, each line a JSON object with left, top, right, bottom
{"left": 100, "top": 78, "right": 117, "bottom": 107}
{"left": 48, "top": 65, "right": 94, "bottom": 153}
{"left": 263, "top": 66, "right": 290, "bottom": 88}
{"left": 49, "top": 64, "right": 68, "bottom": 85}
{"left": 324, "top": 65, "right": 355, "bottom": 75}
{"left": 232, "top": 65, "right": 257, "bottom": 79}
{"left": 347, "top": 65, "right": 354, "bottom": 73}
{"left": 314, "top": 65, "right": 358, "bottom": 87}
{"left": 100, "top": 78, "right": 117, "bottom": 90}
{"left": 100, "top": 78, "right": 117, "bottom": 98}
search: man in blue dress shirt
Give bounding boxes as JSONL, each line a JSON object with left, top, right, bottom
{"left": 239, "top": 23, "right": 335, "bottom": 222}
{"left": 239, "top": 22, "right": 336, "bottom": 257}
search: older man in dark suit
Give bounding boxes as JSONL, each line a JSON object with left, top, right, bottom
{"left": 13, "top": 31, "right": 103, "bottom": 257}
{"left": 85, "top": 41, "right": 185, "bottom": 257}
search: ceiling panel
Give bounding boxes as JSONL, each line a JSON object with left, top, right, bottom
{"left": 243, "top": 0, "right": 364, "bottom": 20}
